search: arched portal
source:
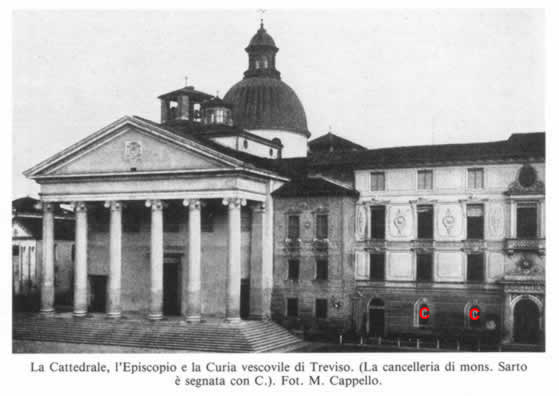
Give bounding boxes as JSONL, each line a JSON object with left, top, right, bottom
{"left": 368, "top": 298, "right": 385, "bottom": 337}
{"left": 513, "top": 298, "right": 540, "bottom": 343}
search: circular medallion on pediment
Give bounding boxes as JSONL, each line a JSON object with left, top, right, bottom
{"left": 518, "top": 164, "right": 537, "bottom": 188}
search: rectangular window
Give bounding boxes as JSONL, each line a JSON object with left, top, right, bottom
{"left": 467, "top": 254, "right": 484, "bottom": 282}
{"left": 287, "top": 215, "right": 300, "bottom": 239}
{"left": 316, "top": 259, "right": 328, "bottom": 280}
{"left": 123, "top": 206, "right": 141, "bottom": 233}
{"left": 417, "top": 170, "right": 433, "bottom": 190}
{"left": 201, "top": 207, "right": 214, "bottom": 233}
{"left": 287, "top": 259, "right": 299, "bottom": 281}
{"left": 369, "top": 253, "right": 385, "bottom": 281}
{"left": 370, "top": 172, "right": 386, "bottom": 191}
{"left": 517, "top": 203, "right": 538, "bottom": 238}
{"left": 316, "top": 214, "right": 328, "bottom": 239}
{"left": 417, "top": 205, "right": 434, "bottom": 239}
{"left": 416, "top": 254, "right": 433, "bottom": 282}
{"left": 12, "top": 245, "right": 19, "bottom": 256}
{"left": 370, "top": 206, "right": 386, "bottom": 239}
{"left": 315, "top": 299, "right": 328, "bottom": 319}
{"left": 468, "top": 168, "right": 484, "bottom": 189}
{"left": 466, "top": 204, "right": 484, "bottom": 239}
{"left": 287, "top": 298, "right": 298, "bottom": 317}
{"left": 241, "top": 208, "right": 252, "bottom": 232}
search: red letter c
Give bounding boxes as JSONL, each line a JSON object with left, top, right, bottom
{"left": 420, "top": 307, "right": 430, "bottom": 319}
{"left": 470, "top": 308, "right": 480, "bottom": 320}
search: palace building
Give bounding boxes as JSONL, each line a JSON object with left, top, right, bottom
{"left": 23, "top": 22, "right": 545, "bottom": 348}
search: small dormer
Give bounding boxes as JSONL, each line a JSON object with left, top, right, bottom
{"left": 201, "top": 96, "right": 233, "bottom": 126}
{"left": 158, "top": 80, "right": 213, "bottom": 125}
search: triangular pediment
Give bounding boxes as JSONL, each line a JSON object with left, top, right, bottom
{"left": 25, "top": 117, "right": 244, "bottom": 178}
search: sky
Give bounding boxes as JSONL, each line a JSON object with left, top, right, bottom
{"left": 12, "top": 9, "right": 545, "bottom": 198}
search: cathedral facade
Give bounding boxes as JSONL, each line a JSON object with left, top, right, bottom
{"left": 24, "top": 23, "right": 545, "bottom": 347}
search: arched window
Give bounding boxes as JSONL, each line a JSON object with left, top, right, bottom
{"left": 413, "top": 298, "right": 431, "bottom": 327}
{"left": 243, "top": 139, "right": 249, "bottom": 149}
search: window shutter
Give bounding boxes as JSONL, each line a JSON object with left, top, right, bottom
{"left": 354, "top": 251, "right": 370, "bottom": 280}
{"left": 355, "top": 205, "right": 368, "bottom": 240}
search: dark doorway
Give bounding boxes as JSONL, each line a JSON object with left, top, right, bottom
{"left": 240, "top": 278, "right": 250, "bottom": 319}
{"left": 368, "top": 298, "right": 385, "bottom": 337}
{"left": 514, "top": 299, "right": 540, "bottom": 344}
{"left": 89, "top": 275, "right": 107, "bottom": 313}
{"left": 163, "top": 255, "right": 181, "bottom": 316}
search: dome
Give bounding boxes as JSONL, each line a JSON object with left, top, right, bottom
{"left": 224, "top": 77, "right": 310, "bottom": 137}
{"left": 248, "top": 25, "right": 277, "bottom": 49}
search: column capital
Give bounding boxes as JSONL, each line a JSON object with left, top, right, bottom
{"left": 182, "top": 199, "right": 201, "bottom": 209}
{"left": 104, "top": 200, "right": 123, "bottom": 211}
{"left": 222, "top": 198, "right": 247, "bottom": 209}
{"left": 145, "top": 199, "right": 163, "bottom": 210}
{"left": 40, "top": 202, "right": 57, "bottom": 213}
{"left": 250, "top": 202, "right": 266, "bottom": 212}
{"left": 72, "top": 201, "right": 88, "bottom": 213}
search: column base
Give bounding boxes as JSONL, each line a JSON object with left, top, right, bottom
{"left": 106, "top": 312, "right": 122, "bottom": 319}
{"left": 39, "top": 308, "right": 55, "bottom": 315}
{"left": 73, "top": 310, "right": 87, "bottom": 318}
{"left": 224, "top": 317, "right": 242, "bottom": 324}
{"left": 148, "top": 313, "right": 163, "bottom": 321}
{"left": 185, "top": 315, "right": 201, "bottom": 323}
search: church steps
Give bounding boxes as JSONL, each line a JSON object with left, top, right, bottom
{"left": 13, "top": 314, "right": 302, "bottom": 353}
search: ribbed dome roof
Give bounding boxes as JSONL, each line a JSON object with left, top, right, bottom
{"left": 224, "top": 77, "right": 310, "bottom": 137}
{"left": 248, "top": 25, "right": 277, "bottom": 48}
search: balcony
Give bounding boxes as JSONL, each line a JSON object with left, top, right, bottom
{"left": 505, "top": 238, "right": 545, "bottom": 256}
{"left": 312, "top": 238, "right": 329, "bottom": 252}
{"left": 284, "top": 238, "right": 302, "bottom": 254}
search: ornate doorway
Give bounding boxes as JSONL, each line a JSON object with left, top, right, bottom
{"left": 513, "top": 298, "right": 540, "bottom": 343}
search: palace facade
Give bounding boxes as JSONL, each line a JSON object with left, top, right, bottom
{"left": 23, "top": 23, "right": 545, "bottom": 347}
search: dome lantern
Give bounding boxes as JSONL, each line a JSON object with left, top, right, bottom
{"left": 243, "top": 21, "right": 280, "bottom": 79}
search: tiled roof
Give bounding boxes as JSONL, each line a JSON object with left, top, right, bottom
{"left": 309, "top": 132, "right": 367, "bottom": 153}
{"left": 272, "top": 177, "right": 358, "bottom": 198}
{"left": 308, "top": 132, "right": 545, "bottom": 170}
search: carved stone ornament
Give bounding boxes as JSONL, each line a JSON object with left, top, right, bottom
{"left": 356, "top": 205, "right": 367, "bottom": 238}
{"left": 442, "top": 209, "right": 456, "bottom": 235}
{"left": 124, "top": 141, "right": 143, "bottom": 164}
{"left": 393, "top": 210, "right": 406, "bottom": 235}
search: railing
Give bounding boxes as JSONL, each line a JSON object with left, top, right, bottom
{"left": 505, "top": 238, "right": 545, "bottom": 255}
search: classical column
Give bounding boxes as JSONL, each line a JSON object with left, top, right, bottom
{"left": 183, "top": 199, "right": 201, "bottom": 322}
{"left": 73, "top": 202, "right": 88, "bottom": 317}
{"left": 40, "top": 202, "right": 56, "bottom": 314}
{"left": 146, "top": 199, "right": 164, "bottom": 320}
{"left": 223, "top": 198, "right": 245, "bottom": 322}
{"left": 249, "top": 203, "right": 265, "bottom": 320}
{"left": 105, "top": 200, "right": 122, "bottom": 318}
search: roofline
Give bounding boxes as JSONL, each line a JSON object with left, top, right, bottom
{"left": 247, "top": 126, "right": 312, "bottom": 139}
{"left": 202, "top": 129, "right": 283, "bottom": 148}
{"left": 24, "top": 116, "right": 281, "bottom": 179}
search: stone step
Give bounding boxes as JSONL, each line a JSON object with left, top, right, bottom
{"left": 13, "top": 314, "right": 301, "bottom": 353}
